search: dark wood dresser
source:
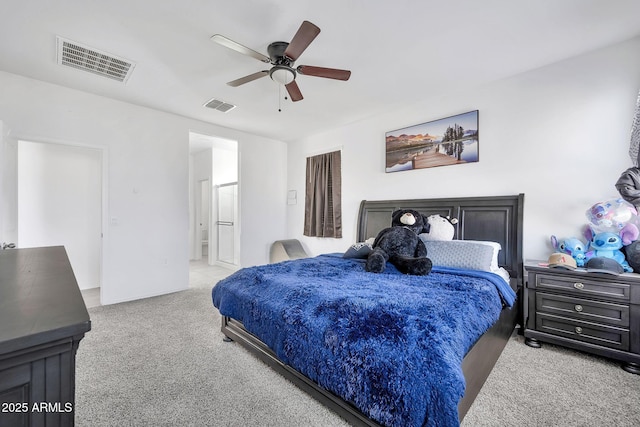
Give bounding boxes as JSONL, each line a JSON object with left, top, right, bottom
{"left": 0, "top": 246, "right": 91, "bottom": 427}
{"left": 524, "top": 261, "right": 640, "bottom": 374}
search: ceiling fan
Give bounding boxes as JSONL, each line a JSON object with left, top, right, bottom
{"left": 211, "top": 20, "right": 351, "bottom": 102}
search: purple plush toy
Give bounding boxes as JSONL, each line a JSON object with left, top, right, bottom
{"left": 550, "top": 235, "right": 590, "bottom": 267}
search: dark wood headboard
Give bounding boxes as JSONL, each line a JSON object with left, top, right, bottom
{"left": 357, "top": 194, "right": 524, "bottom": 284}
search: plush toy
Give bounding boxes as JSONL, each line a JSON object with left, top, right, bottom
{"left": 365, "top": 209, "right": 432, "bottom": 275}
{"left": 586, "top": 198, "right": 639, "bottom": 234}
{"left": 420, "top": 214, "right": 459, "bottom": 241}
{"left": 582, "top": 198, "right": 640, "bottom": 272}
{"left": 585, "top": 230, "right": 634, "bottom": 272}
{"left": 624, "top": 241, "right": 640, "bottom": 272}
{"left": 584, "top": 221, "right": 639, "bottom": 247}
{"left": 550, "top": 235, "right": 590, "bottom": 267}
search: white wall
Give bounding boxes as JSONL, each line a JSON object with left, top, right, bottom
{"left": 239, "top": 138, "right": 288, "bottom": 265}
{"left": 287, "top": 36, "right": 640, "bottom": 262}
{"left": 212, "top": 146, "right": 238, "bottom": 185}
{"left": 0, "top": 71, "right": 287, "bottom": 304}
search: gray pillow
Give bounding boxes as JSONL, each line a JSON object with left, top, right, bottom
{"left": 343, "top": 242, "right": 373, "bottom": 259}
{"left": 420, "top": 239, "right": 496, "bottom": 271}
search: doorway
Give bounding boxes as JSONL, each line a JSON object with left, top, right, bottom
{"left": 189, "top": 132, "right": 238, "bottom": 269}
{"left": 17, "top": 140, "right": 103, "bottom": 293}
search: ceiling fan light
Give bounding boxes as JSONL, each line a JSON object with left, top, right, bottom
{"left": 270, "top": 66, "right": 295, "bottom": 85}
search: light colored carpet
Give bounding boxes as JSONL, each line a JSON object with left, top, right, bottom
{"left": 462, "top": 334, "right": 640, "bottom": 426}
{"left": 76, "top": 288, "right": 348, "bottom": 427}
{"left": 75, "top": 288, "right": 640, "bottom": 426}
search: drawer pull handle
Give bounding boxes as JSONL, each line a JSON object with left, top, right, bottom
{"left": 575, "top": 304, "right": 583, "bottom": 312}
{"left": 575, "top": 326, "right": 583, "bottom": 334}
{"left": 574, "top": 282, "right": 584, "bottom": 290}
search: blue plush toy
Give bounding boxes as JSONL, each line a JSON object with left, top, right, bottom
{"left": 586, "top": 231, "right": 633, "bottom": 272}
{"left": 550, "top": 235, "right": 590, "bottom": 267}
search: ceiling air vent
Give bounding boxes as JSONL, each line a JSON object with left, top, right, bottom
{"left": 56, "top": 36, "right": 135, "bottom": 83}
{"left": 204, "top": 98, "right": 236, "bottom": 113}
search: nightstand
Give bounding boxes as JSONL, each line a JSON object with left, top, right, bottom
{"left": 523, "top": 261, "right": 640, "bottom": 374}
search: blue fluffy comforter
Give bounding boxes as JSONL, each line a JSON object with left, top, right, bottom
{"left": 212, "top": 254, "right": 515, "bottom": 427}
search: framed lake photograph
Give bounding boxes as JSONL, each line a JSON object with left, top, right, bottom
{"left": 385, "top": 110, "right": 479, "bottom": 173}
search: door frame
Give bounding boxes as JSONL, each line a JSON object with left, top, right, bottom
{"left": 16, "top": 136, "right": 107, "bottom": 303}
{"left": 214, "top": 181, "right": 238, "bottom": 267}
{"left": 194, "top": 178, "right": 212, "bottom": 263}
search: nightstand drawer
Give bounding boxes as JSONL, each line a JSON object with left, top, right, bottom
{"left": 536, "top": 292, "right": 629, "bottom": 327}
{"left": 536, "top": 312, "right": 629, "bottom": 351}
{"left": 534, "top": 273, "right": 631, "bottom": 301}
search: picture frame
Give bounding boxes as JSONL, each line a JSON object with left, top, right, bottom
{"left": 385, "top": 110, "right": 479, "bottom": 172}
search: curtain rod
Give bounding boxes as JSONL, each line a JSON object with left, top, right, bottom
{"left": 305, "top": 145, "right": 343, "bottom": 158}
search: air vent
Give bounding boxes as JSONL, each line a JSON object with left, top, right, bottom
{"left": 56, "top": 36, "right": 135, "bottom": 83}
{"left": 204, "top": 98, "right": 236, "bottom": 113}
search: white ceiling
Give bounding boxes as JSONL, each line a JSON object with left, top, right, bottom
{"left": 2, "top": 1, "right": 640, "bottom": 143}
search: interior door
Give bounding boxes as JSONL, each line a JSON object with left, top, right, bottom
{"left": 216, "top": 182, "right": 237, "bottom": 265}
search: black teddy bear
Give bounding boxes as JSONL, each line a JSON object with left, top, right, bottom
{"left": 365, "top": 209, "right": 433, "bottom": 275}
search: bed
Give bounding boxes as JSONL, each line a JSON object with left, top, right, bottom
{"left": 212, "top": 194, "right": 524, "bottom": 426}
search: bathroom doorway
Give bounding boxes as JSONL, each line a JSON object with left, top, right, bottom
{"left": 189, "top": 132, "right": 238, "bottom": 268}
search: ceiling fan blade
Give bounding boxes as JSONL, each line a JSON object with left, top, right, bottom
{"left": 283, "top": 21, "right": 320, "bottom": 61}
{"left": 211, "top": 34, "right": 271, "bottom": 63}
{"left": 285, "top": 80, "right": 304, "bottom": 102}
{"left": 227, "top": 70, "right": 269, "bottom": 87}
{"left": 297, "top": 65, "right": 351, "bottom": 81}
